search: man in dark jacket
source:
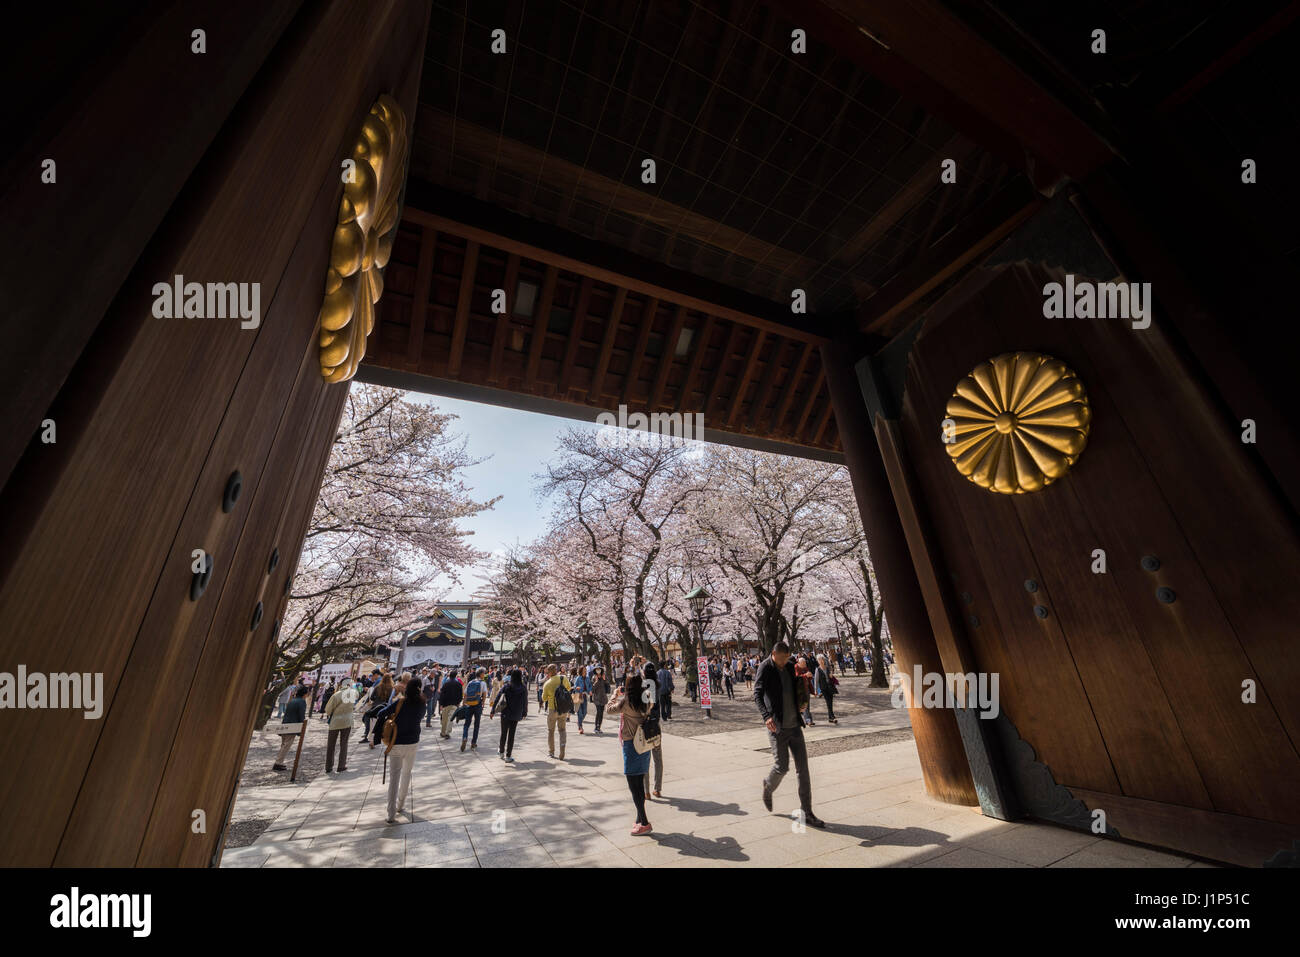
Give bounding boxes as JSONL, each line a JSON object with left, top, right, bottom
{"left": 272, "top": 685, "right": 310, "bottom": 771}
{"left": 753, "top": 641, "right": 824, "bottom": 828}
{"left": 656, "top": 662, "right": 675, "bottom": 720}
{"left": 437, "top": 669, "right": 463, "bottom": 738}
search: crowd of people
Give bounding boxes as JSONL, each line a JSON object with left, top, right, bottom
{"left": 267, "top": 644, "right": 864, "bottom": 834}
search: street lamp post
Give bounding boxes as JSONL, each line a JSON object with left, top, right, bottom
{"left": 686, "top": 586, "right": 730, "bottom": 719}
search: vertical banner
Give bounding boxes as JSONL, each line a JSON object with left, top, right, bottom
{"left": 697, "top": 657, "right": 712, "bottom": 709}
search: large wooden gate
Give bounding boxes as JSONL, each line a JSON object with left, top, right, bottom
{"left": 893, "top": 262, "right": 1300, "bottom": 865}
{"left": 0, "top": 0, "right": 430, "bottom": 866}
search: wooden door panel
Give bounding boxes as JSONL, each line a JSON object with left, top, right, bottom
{"left": 140, "top": 378, "right": 347, "bottom": 866}
{"left": 982, "top": 266, "right": 1300, "bottom": 825}
{"left": 0, "top": 0, "right": 426, "bottom": 866}
{"left": 0, "top": 0, "right": 303, "bottom": 491}
{"left": 899, "top": 262, "right": 1300, "bottom": 835}
{"left": 902, "top": 300, "right": 1122, "bottom": 793}
{"left": 1055, "top": 271, "right": 1300, "bottom": 756}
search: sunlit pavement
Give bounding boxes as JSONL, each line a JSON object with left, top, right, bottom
{"left": 222, "top": 705, "right": 1206, "bottom": 868}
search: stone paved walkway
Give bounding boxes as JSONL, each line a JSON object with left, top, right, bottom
{"left": 222, "top": 702, "right": 1207, "bottom": 868}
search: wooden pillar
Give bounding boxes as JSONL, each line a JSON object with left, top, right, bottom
{"left": 821, "top": 343, "right": 978, "bottom": 805}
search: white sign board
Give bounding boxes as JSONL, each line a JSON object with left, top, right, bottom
{"left": 270, "top": 722, "right": 304, "bottom": 736}
{"left": 393, "top": 646, "right": 464, "bottom": 668}
{"left": 317, "top": 663, "right": 356, "bottom": 683}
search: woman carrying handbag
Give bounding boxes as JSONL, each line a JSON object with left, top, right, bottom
{"left": 375, "top": 677, "right": 425, "bottom": 823}
{"left": 607, "top": 672, "right": 654, "bottom": 835}
{"left": 640, "top": 662, "right": 665, "bottom": 799}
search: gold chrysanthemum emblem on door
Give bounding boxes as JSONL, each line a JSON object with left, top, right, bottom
{"left": 942, "top": 352, "right": 1090, "bottom": 494}
{"left": 318, "top": 94, "right": 408, "bottom": 382}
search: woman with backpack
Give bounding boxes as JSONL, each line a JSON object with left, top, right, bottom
{"left": 490, "top": 669, "right": 528, "bottom": 762}
{"left": 607, "top": 672, "right": 654, "bottom": 836}
{"left": 359, "top": 674, "right": 394, "bottom": 746}
{"left": 374, "top": 677, "right": 425, "bottom": 824}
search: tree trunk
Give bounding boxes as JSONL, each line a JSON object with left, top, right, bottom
{"left": 869, "top": 625, "right": 887, "bottom": 687}
{"left": 253, "top": 689, "right": 279, "bottom": 731}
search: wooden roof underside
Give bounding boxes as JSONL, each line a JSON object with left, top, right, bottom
{"left": 358, "top": 0, "right": 1158, "bottom": 457}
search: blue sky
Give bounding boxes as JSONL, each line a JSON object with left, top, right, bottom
{"left": 404, "top": 390, "right": 599, "bottom": 597}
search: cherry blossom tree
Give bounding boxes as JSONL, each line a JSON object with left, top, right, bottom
{"left": 255, "top": 384, "right": 497, "bottom": 727}
{"left": 692, "top": 446, "right": 863, "bottom": 655}
{"left": 538, "top": 429, "right": 704, "bottom": 662}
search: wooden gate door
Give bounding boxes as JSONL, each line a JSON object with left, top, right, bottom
{"left": 0, "top": 0, "right": 430, "bottom": 866}
{"left": 895, "top": 261, "right": 1300, "bottom": 866}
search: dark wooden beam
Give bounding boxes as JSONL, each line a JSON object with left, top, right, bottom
{"left": 727, "top": 329, "right": 767, "bottom": 429}
{"left": 588, "top": 288, "right": 626, "bottom": 403}
{"left": 706, "top": 324, "right": 744, "bottom": 420}
{"left": 416, "top": 109, "right": 822, "bottom": 286}
{"left": 557, "top": 276, "right": 594, "bottom": 398}
{"left": 836, "top": 136, "right": 975, "bottom": 269}
{"left": 795, "top": 368, "right": 826, "bottom": 439}
{"left": 402, "top": 181, "right": 831, "bottom": 344}
{"left": 446, "top": 240, "right": 479, "bottom": 378}
{"left": 812, "top": 397, "right": 835, "bottom": 446}
{"left": 650, "top": 305, "right": 688, "bottom": 411}
{"left": 488, "top": 253, "right": 520, "bottom": 386}
{"left": 523, "top": 265, "right": 558, "bottom": 391}
{"left": 858, "top": 184, "right": 1041, "bottom": 334}
{"left": 677, "top": 315, "right": 715, "bottom": 413}
{"left": 773, "top": 0, "right": 1117, "bottom": 182}
{"left": 1150, "top": 2, "right": 1300, "bottom": 109}
{"left": 621, "top": 297, "right": 658, "bottom": 406}
{"left": 773, "top": 342, "right": 813, "bottom": 434}
{"left": 405, "top": 226, "right": 437, "bottom": 371}
{"left": 747, "top": 338, "right": 789, "bottom": 432}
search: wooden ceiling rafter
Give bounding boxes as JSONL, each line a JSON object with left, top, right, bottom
{"left": 557, "top": 275, "right": 594, "bottom": 398}
{"left": 747, "top": 337, "right": 789, "bottom": 432}
{"left": 677, "top": 314, "right": 716, "bottom": 415}
{"left": 858, "top": 183, "right": 1041, "bottom": 334}
{"left": 402, "top": 204, "right": 829, "bottom": 345}
{"left": 404, "top": 225, "right": 437, "bottom": 371}
{"left": 795, "top": 367, "right": 827, "bottom": 439}
{"left": 772, "top": 341, "right": 814, "bottom": 435}
{"left": 812, "top": 398, "right": 835, "bottom": 446}
{"left": 650, "top": 305, "right": 688, "bottom": 411}
{"left": 523, "top": 265, "right": 559, "bottom": 391}
{"left": 705, "top": 322, "right": 745, "bottom": 421}
{"left": 488, "top": 252, "right": 521, "bottom": 386}
{"left": 446, "top": 240, "right": 480, "bottom": 378}
{"left": 588, "top": 287, "right": 627, "bottom": 404}
{"left": 771, "top": 0, "right": 1118, "bottom": 183}
{"left": 621, "top": 296, "right": 659, "bottom": 405}
{"left": 413, "top": 112, "right": 824, "bottom": 289}
{"left": 727, "top": 329, "right": 767, "bottom": 428}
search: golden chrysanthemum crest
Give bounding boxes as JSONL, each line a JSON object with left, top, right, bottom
{"left": 942, "top": 352, "right": 1090, "bottom": 494}
{"left": 318, "top": 94, "right": 409, "bottom": 383}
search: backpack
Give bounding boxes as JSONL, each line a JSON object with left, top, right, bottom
{"left": 552, "top": 678, "right": 574, "bottom": 715}
{"left": 464, "top": 680, "right": 484, "bottom": 707}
